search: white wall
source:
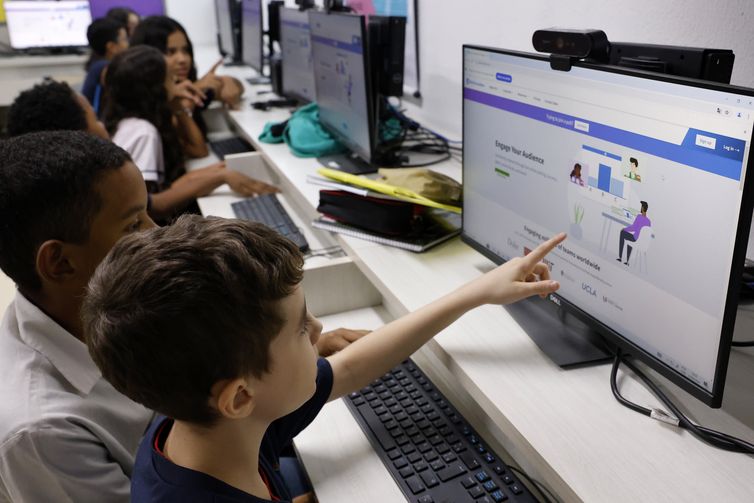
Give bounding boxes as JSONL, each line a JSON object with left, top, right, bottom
{"left": 167, "top": 0, "right": 754, "bottom": 137}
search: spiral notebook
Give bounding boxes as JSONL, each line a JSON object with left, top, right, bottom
{"left": 312, "top": 210, "right": 461, "bottom": 253}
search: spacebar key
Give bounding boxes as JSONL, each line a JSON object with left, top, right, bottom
{"left": 356, "top": 403, "right": 396, "bottom": 451}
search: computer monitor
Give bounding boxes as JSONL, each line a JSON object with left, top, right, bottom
{"left": 88, "top": 0, "right": 165, "bottom": 19}
{"left": 309, "top": 10, "right": 374, "bottom": 170}
{"left": 215, "top": 0, "right": 241, "bottom": 62}
{"left": 279, "top": 7, "right": 315, "bottom": 103}
{"left": 462, "top": 45, "right": 754, "bottom": 407}
{"left": 6, "top": 1, "right": 91, "bottom": 50}
{"left": 241, "top": 0, "right": 264, "bottom": 73}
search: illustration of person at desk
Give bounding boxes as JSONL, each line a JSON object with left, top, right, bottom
{"left": 617, "top": 200, "right": 651, "bottom": 266}
{"left": 570, "top": 163, "right": 585, "bottom": 186}
{"left": 625, "top": 157, "right": 642, "bottom": 182}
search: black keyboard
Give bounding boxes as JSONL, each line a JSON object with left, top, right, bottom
{"left": 231, "top": 194, "right": 309, "bottom": 252}
{"left": 345, "top": 359, "right": 539, "bottom": 503}
{"left": 209, "top": 136, "right": 254, "bottom": 159}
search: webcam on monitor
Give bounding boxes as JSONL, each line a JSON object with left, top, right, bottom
{"left": 532, "top": 27, "right": 735, "bottom": 83}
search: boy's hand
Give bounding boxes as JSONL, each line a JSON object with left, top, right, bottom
{"left": 463, "top": 232, "right": 566, "bottom": 306}
{"left": 317, "top": 328, "right": 370, "bottom": 356}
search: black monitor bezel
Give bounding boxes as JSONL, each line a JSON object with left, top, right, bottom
{"left": 5, "top": 0, "right": 92, "bottom": 50}
{"left": 279, "top": 6, "right": 315, "bottom": 104}
{"left": 309, "top": 10, "right": 376, "bottom": 164}
{"left": 241, "top": 0, "right": 264, "bottom": 73}
{"left": 461, "top": 44, "right": 754, "bottom": 407}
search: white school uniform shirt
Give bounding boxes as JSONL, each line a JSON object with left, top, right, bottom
{"left": 111, "top": 117, "right": 165, "bottom": 185}
{"left": 0, "top": 292, "right": 154, "bottom": 502}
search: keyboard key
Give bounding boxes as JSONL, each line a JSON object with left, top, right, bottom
{"left": 482, "top": 480, "right": 498, "bottom": 492}
{"left": 424, "top": 451, "right": 439, "bottom": 462}
{"left": 398, "top": 466, "right": 413, "bottom": 478}
{"left": 460, "top": 453, "right": 481, "bottom": 471}
{"left": 407, "top": 452, "right": 423, "bottom": 463}
{"left": 416, "top": 442, "right": 432, "bottom": 453}
{"left": 502, "top": 474, "right": 514, "bottom": 485}
{"left": 468, "top": 485, "right": 485, "bottom": 498}
{"left": 413, "top": 461, "right": 429, "bottom": 472}
{"left": 483, "top": 453, "right": 496, "bottom": 464}
{"left": 430, "top": 459, "right": 445, "bottom": 471}
{"left": 417, "top": 496, "right": 434, "bottom": 503}
{"left": 461, "top": 476, "right": 477, "bottom": 489}
{"left": 419, "top": 471, "right": 439, "bottom": 488}
{"left": 386, "top": 448, "right": 401, "bottom": 460}
{"left": 394, "top": 457, "right": 408, "bottom": 469}
{"left": 401, "top": 444, "right": 416, "bottom": 455}
{"left": 405, "top": 476, "right": 424, "bottom": 494}
{"left": 492, "top": 465, "right": 505, "bottom": 475}
{"left": 491, "top": 489, "right": 508, "bottom": 502}
{"left": 436, "top": 462, "right": 467, "bottom": 482}
{"left": 475, "top": 470, "right": 491, "bottom": 483}
{"left": 510, "top": 484, "right": 524, "bottom": 495}
{"left": 435, "top": 443, "right": 450, "bottom": 455}
{"left": 441, "top": 452, "right": 457, "bottom": 463}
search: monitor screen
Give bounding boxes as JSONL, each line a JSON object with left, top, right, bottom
{"left": 6, "top": 1, "right": 91, "bottom": 49}
{"left": 88, "top": 0, "right": 165, "bottom": 19}
{"left": 310, "top": 11, "right": 373, "bottom": 163}
{"left": 280, "top": 7, "right": 315, "bottom": 102}
{"left": 462, "top": 46, "right": 754, "bottom": 406}
{"left": 241, "top": 0, "right": 263, "bottom": 71}
{"left": 215, "top": 0, "right": 235, "bottom": 58}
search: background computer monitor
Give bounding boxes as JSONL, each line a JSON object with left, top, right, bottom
{"left": 310, "top": 10, "right": 374, "bottom": 165}
{"left": 215, "top": 0, "right": 241, "bottom": 62}
{"left": 88, "top": 0, "right": 165, "bottom": 19}
{"left": 279, "top": 7, "right": 315, "bottom": 102}
{"left": 462, "top": 45, "right": 754, "bottom": 407}
{"left": 6, "top": 0, "right": 91, "bottom": 49}
{"left": 241, "top": 0, "right": 264, "bottom": 73}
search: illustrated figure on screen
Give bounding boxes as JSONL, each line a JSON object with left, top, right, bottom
{"left": 625, "top": 157, "right": 642, "bottom": 182}
{"left": 617, "top": 200, "right": 651, "bottom": 265}
{"left": 570, "top": 163, "right": 584, "bottom": 186}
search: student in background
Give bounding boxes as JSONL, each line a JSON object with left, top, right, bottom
{"left": 107, "top": 6, "right": 140, "bottom": 38}
{"left": 83, "top": 215, "right": 564, "bottom": 502}
{"left": 131, "top": 16, "right": 245, "bottom": 157}
{"left": 0, "top": 131, "right": 155, "bottom": 502}
{"left": 8, "top": 80, "right": 109, "bottom": 140}
{"left": 103, "top": 46, "right": 276, "bottom": 221}
{"left": 83, "top": 18, "right": 130, "bottom": 114}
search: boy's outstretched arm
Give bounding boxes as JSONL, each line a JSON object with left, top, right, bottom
{"left": 327, "top": 233, "right": 566, "bottom": 401}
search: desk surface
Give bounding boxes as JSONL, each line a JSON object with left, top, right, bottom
{"left": 195, "top": 47, "right": 754, "bottom": 502}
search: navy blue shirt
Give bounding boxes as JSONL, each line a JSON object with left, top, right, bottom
{"left": 131, "top": 358, "right": 334, "bottom": 502}
{"left": 81, "top": 59, "right": 108, "bottom": 113}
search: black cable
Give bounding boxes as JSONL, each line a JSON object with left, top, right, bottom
{"left": 732, "top": 341, "right": 754, "bottom": 347}
{"left": 611, "top": 350, "right": 754, "bottom": 454}
{"left": 508, "top": 465, "right": 559, "bottom": 503}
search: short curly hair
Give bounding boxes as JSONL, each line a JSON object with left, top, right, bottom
{"left": 0, "top": 131, "right": 131, "bottom": 291}
{"left": 7, "top": 81, "right": 87, "bottom": 137}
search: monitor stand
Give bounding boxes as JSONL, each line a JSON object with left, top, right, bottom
{"left": 317, "top": 152, "right": 377, "bottom": 175}
{"left": 504, "top": 296, "right": 614, "bottom": 368}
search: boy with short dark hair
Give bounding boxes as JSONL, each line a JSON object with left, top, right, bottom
{"left": 83, "top": 17, "right": 130, "bottom": 111}
{"left": 83, "top": 214, "right": 564, "bottom": 502}
{"left": 7, "top": 79, "right": 109, "bottom": 139}
{"left": 0, "top": 131, "right": 155, "bottom": 501}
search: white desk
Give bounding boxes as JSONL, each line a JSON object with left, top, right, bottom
{"left": 195, "top": 48, "right": 754, "bottom": 502}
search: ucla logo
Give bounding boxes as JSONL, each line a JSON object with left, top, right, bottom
{"left": 582, "top": 283, "right": 597, "bottom": 297}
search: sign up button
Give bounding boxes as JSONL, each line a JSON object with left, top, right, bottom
{"left": 695, "top": 134, "right": 716, "bottom": 149}
{"left": 496, "top": 73, "right": 512, "bottom": 82}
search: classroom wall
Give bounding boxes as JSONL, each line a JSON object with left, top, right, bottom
{"left": 167, "top": 0, "right": 754, "bottom": 138}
